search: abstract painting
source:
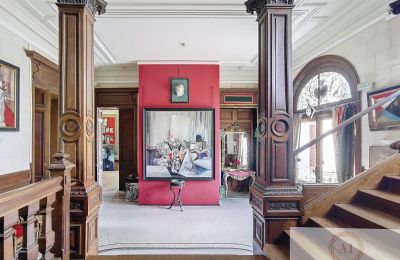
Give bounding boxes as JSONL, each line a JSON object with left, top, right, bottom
{"left": 367, "top": 85, "right": 400, "bottom": 131}
{"left": 0, "top": 60, "right": 19, "bottom": 131}
{"left": 144, "top": 108, "right": 214, "bottom": 180}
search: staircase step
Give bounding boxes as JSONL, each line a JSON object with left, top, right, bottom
{"left": 263, "top": 244, "right": 289, "bottom": 260}
{"left": 359, "top": 189, "right": 400, "bottom": 216}
{"left": 335, "top": 203, "right": 400, "bottom": 229}
{"left": 310, "top": 217, "right": 354, "bottom": 228}
{"left": 285, "top": 229, "right": 330, "bottom": 259}
{"left": 383, "top": 176, "right": 400, "bottom": 194}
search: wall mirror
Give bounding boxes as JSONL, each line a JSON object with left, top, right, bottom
{"left": 221, "top": 123, "right": 251, "bottom": 170}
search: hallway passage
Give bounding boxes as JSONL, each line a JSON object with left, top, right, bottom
{"left": 98, "top": 172, "right": 253, "bottom": 255}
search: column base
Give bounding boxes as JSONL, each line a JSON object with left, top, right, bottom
{"left": 250, "top": 184, "right": 303, "bottom": 245}
{"left": 70, "top": 183, "right": 102, "bottom": 259}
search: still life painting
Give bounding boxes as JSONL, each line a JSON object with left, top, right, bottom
{"left": 367, "top": 85, "right": 400, "bottom": 131}
{"left": 144, "top": 108, "right": 214, "bottom": 180}
{"left": 0, "top": 60, "right": 19, "bottom": 131}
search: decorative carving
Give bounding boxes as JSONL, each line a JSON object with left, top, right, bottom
{"left": 263, "top": 186, "right": 302, "bottom": 196}
{"left": 56, "top": 0, "right": 108, "bottom": 15}
{"left": 48, "top": 151, "right": 75, "bottom": 171}
{"left": 60, "top": 114, "right": 81, "bottom": 142}
{"left": 245, "top": 0, "right": 294, "bottom": 15}
{"left": 250, "top": 194, "right": 263, "bottom": 210}
{"left": 268, "top": 201, "right": 298, "bottom": 210}
{"left": 224, "top": 122, "right": 250, "bottom": 134}
{"left": 86, "top": 118, "right": 94, "bottom": 138}
{"left": 255, "top": 114, "right": 267, "bottom": 141}
{"left": 70, "top": 201, "right": 84, "bottom": 211}
{"left": 270, "top": 114, "right": 291, "bottom": 141}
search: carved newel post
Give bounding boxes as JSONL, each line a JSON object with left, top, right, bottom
{"left": 48, "top": 152, "right": 74, "bottom": 259}
{"left": 56, "top": 0, "right": 107, "bottom": 258}
{"left": 245, "top": 0, "right": 304, "bottom": 253}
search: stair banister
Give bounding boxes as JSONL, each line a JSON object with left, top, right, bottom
{"left": 294, "top": 89, "right": 400, "bottom": 155}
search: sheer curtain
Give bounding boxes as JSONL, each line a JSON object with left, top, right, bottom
{"left": 293, "top": 115, "right": 303, "bottom": 182}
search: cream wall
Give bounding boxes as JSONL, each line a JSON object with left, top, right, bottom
{"left": 0, "top": 24, "right": 33, "bottom": 175}
{"left": 294, "top": 17, "right": 400, "bottom": 169}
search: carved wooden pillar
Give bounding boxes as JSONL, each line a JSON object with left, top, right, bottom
{"left": 48, "top": 152, "right": 74, "bottom": 259}
{"left": 19, "top": 203, "right": 40, "bottom": 260}
{"left": 56, "top": 0, "right": 107, "bottom": 258}
{"left": 0, "top": 212, "right": 19, "bottom": 259}
{"left": 245, "top": 0, "right": 304, "bottom": 252}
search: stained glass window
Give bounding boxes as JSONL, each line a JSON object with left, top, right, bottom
{"left": 297, "top": 72, "right": 352, "bottom": 111}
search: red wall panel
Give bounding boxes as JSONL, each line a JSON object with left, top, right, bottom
{"left": 138, "top": 64, "right": 220, "bottom": 205}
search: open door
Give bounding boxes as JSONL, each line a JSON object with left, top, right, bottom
{"left": 96, "top": 108, "right": 104, "bottom": 187}
{"left": 119, "top": 108, "right": 137, "bottom": 190}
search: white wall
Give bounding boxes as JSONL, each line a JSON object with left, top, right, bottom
{"left": 0, "top": 24, "right": 32, "bottom": 175}
{"left": 295, "top": 16, "right": 400, "bottom": 169}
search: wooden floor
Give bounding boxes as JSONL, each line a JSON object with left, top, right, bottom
{"left": 88, "top": 256, "right": 267, "bottom": 260}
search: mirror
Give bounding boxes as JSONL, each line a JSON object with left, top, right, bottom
{"left": 224, "top": 132, "right": 249, "bottom": 169}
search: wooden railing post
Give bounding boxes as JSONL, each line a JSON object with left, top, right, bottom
{"left": 19, "top": 203, "right": 40, "bottom": 260}
{"left": 37, "top": 194, "right": 56, "bottom": 260}
{"left": 48, "top": 152, "right": 74, "bottom": 259}
{"left": 0, "top": 212, "right": 19, "bottom": 259}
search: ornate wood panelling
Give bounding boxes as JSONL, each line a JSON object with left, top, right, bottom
{"left": 57, "top": 1, "right": 105, "bottom": 258}
{"left": 245, "top": 0, "right": 304, "bottom": 248}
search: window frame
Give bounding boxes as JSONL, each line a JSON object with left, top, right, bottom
{"left": 294, "top": 55, "right": 362, "bottom": 179}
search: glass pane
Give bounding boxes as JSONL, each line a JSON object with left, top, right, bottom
{"left": 296, "top": 121, "right": 317, "bottom": 183}
{"left": 296, "top": 72, "right": 352, "bottom": 111}
{"left": 319, "top": 72, "right": 352, "bottom": 105}
{"left": 297, "top": 75, "right": 319, "bottom": 110}
{"left": 321, "top": 118, "right": 337, "bottom": 183}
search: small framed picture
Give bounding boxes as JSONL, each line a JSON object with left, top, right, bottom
{"left": 171, "top": 78, "right": 189, "bottom": 103}
{"left": 367, "top": 85, "right": 400, "bottom": 131}
{"left": 0, "top": 59, "right": 20, "bottom": 131}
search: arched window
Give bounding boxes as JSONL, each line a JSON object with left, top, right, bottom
{"left": 293, "top": 56, "right": 360, "bottom": 184}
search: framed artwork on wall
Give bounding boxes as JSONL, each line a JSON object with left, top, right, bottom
{"left": 170, "top": 78, "right": 189, "bottom": 103}
{"left": 367, "top": 85, "right": 400, "bottom": 131}
{"left": 143, "top": 108, "right": 215, "bottom": 180}
{"left": 0, "top": 59, "right": 19, "bottom": 131}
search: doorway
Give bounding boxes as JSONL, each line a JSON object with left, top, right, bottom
{"left": 95, "top": 88, "right": 138, "bottom": 194}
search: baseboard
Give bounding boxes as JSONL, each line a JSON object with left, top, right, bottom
{"left": 0, "top": 170, "right": 31, "bottom": 193}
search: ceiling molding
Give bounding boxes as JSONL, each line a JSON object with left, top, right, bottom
{"left": 137, "top": 60, "right": 220, "bottom": 65}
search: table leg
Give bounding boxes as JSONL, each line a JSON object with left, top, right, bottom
{"left": 168, "top": 185, "right": 175, "bottom": 209}
{"left": 224, "top": 173, "right": 229, "bottom": 197}
{"left": 177, "top": 187, "right": 183, "bottom": 212}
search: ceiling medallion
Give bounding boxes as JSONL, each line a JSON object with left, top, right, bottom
{"left": 245, "top": 0, "right": 294, "bottom": 15}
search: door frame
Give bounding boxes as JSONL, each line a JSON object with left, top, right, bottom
{"left": 95, "top": 88, "right": 138, "bottom": 190}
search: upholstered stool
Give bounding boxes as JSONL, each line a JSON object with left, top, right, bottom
{"left": 168, "top": 179, "right": 185, "bottom": 212}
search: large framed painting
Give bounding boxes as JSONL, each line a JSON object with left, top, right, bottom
{"left": 0, "top": 59, "right": 19, "bottom": 131}
{"left": 367, "top": 85, "right": 400, "bottom": 131}
{"left": 144, "top": 108, "right": 215, "bottom": 180}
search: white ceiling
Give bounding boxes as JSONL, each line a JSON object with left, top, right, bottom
{"left": 0, "top": 0, "right": 392, "bottom": 73}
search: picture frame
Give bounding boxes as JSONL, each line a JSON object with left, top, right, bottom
{"left": 170, "top": 78, "right": 189, "bottom": 103}
{"left": 0, "top": 59, "right": 19, "bottom": 131}
{"left": 367, "top": 85, "right": 400, "bottom": 131}
{"left": 143, "top": 108, "right": 215, "bottom": 180}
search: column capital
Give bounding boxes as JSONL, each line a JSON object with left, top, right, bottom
{"left": 245, "top": 0, "right": 294, "bottom": 15}
{"left": 56, "top": 0, "right": 108, "bottom": 15}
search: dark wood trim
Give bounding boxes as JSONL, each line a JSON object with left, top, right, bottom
{"left": 95, "top": 88, "right": 138, "bottom": 108}
{"left": 24, "top": 50, "right": 58, "bottom": 71}
{"left": 0, "top": 170, "right": 31, "bottom": 193}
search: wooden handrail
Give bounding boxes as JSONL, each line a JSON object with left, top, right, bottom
{"left": 294, "top": 89, "right": 400, "bottom": 155}
{"left": 0, "top": 176, "right": 63, "bottom": 218}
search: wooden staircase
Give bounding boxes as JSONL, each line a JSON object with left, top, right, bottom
{"left": 263, "top": 154, "right": 400, "bottom": 260}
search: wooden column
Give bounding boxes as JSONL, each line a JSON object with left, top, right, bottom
{"left": 244, "top": 0, "right": 304, "bottom": 252}
{"left": 56, "top": 0, "right": 107, "bottom": 258}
